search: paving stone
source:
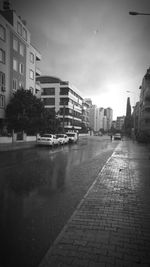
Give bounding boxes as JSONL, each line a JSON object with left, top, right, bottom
{"left": 39, "top": 141, "right": 150, "bottom": 267}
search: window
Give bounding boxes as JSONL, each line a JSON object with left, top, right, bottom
{"left": 22, "top": 28, "right": 27, "bottom": 40}
{"left": 13, "top": 58, "right": 18, "bottom": 71}
{"left": 19, "top": 43, "right": 24, "bottom": 56}
{"left": 19, "top": 81, "right": 24, "bottom": 89}
{"left": 43, "top": 98, "right": 55, "bottom": 105}
{"left": 0, "top": 49, "right": 5, "bottom": 64}
{"left": 13, "top": 37, "right": 18, "bottom": 51}
{"left": 60, "top": 87, "right": 69, "bottom": 95}
{"left": 60, "top": 98, "right": 69, "bottom": 105}
{"left": 12, "top": 79, "right": 17, "bottom": 91}
{"left": 42, "top": 88, "right": 55, "bottom": 95}
{"left": 30, "top": 52, "right": 34, "bottom": 63}
{"left": 0, "top": 72, "right": 5, "bottom": 91}
{"left": 0, "top": 94, "right": 5, "bottom": 108}
{"left": 29, "top": 69, "right": 34, "bottom": 80}
{"left": 17, "top": 22, "right": 22, "bottom": 35}
{"left": 19, "top": 63, "right": 24, "bottom": 75}
{"left": 30, "top": 87, "right": 34, "bottom": 94}
{"left": 145, "top": 118, "right": 150, "bottom": 124}
{"left": 0, "top": 25, "right": 6, "bottom": 41}
{"left": 144, "top": 107, "right": 150, "bottom": 113}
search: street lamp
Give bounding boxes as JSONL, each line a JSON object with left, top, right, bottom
{"left": 129, "top": 11, "right": 150, "bottom": 16}
{"left": 72, "top": 104, "right": 75, "bottom": 131}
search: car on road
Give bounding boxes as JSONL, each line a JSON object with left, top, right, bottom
{"left": 37, "top": 134, "right": 59, "bottom": 146}
{"left": 66, "top": 132, "right": 78, "bottom": 143}
{"left": 56, "top": 134, "right": 69, "bottom": 145}
{"left": 114, "top": 133, "right": 122, "bottom": 140}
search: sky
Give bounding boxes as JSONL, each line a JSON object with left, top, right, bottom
{"left": 8, "top": 0, "right": 150, "bottom": 119}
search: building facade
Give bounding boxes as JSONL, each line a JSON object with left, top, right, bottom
{"left": 81, "top": 99, "right": 90, "bottom": 130}
{"left": 116, "top": 116, "right": 125, "bottom": 131}
{"left": 137, "top": 68, "right": 150, "bottom": 141}
{"left": 132, "top": 102, "right": 140, "bottom": 137}
{"left": 88, "top": 105, "right": 97, "bottom": 131}
{"left": 104, "top": 108, "right": 113, "bottom": 131}
{"left": 36, "top": 76, "right": 83, "bottom": 132}
{"left": 0, "top": 1, "right": 41, "bottom": 131}
{"left": 88, "top": 105, "right": 113, "bottom": 132}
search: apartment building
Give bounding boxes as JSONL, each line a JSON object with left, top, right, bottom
{"left": 88, "top": 105, "right": 97, "bottom": 131}
{"left": 99, "top": 108, "right": 104, "bottom": 130}
{"left": 88, "top": 105, "right": 113, "bottom": 132}
{"left": 36, "top": 76, "right": 83, "bottom": 132}
{"left": 84, "top": 98, "right": 92, "bottom": 107}
{"left": 104, "top": 107, "right": 113, "bottom": 131}
{"left": 111, "top": 120, "right": 116, "bottom": 129}
{"left": 137, "top": 68, "right": 150, "bottom": 140}
{"left": 0, "top": 1, "right": 41, "bottom": 130}
{"left": 132, "top": 102, "right": 140, "bottom": 137}
{"left": 116, "top": 116, "right": 125, "bottom": 131}
{"left": 82, "top": 99, "right": 90, "bottom": 130}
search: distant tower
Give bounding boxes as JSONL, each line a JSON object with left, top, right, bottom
{"left": 126, "top": 97, "right": 131, "bottom": 117}
{"left": 124, "top": 97, "right": 132, "bottom": 136}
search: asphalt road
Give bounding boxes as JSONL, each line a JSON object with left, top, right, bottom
{"left": 0, "top": 135, "right": 119, "bottom": 267}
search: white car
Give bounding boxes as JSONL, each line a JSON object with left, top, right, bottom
{"left": 37, "top": 134, "right": 59, "bottom": 146}
{"left": 56, "top": 134, "right": 69, "bottom": 145}
{"left": 66, "top": 132, "right": 78, "bottom": 143}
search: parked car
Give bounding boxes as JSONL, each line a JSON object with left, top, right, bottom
{"left": 37, "top": 134, "right": 59, "bottom": 146}
{"left": 114, "top": 133, "right": 122, "bottom": 140}
{"left": 56, "top": 134, "right": 69, "bottom": 145}
{"left": 66, "top": 132, "right": 78, "bottom": 143}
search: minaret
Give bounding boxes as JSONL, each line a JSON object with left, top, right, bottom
{"left": 124, "top": 97, "right": 132, "bottom": 136}
{"left": 126, "top": 97, "right": 131, "bottom": 117}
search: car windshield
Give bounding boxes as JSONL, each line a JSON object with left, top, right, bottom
{"left": 67, "top": 133, "right": 75, "bottom": 137}
{"left": 41, "top": 134, "right": 52, "bottom": 138}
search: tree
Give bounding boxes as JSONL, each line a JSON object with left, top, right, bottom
{"left": 42, "top": 108, "right": 60, "bottom": 133}
{"left": 6, "top": 89, "right": 45, "bottom": 134}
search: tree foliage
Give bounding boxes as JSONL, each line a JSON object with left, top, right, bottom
{"left": 6, "top": 89, "right": 46, "bottom": 134}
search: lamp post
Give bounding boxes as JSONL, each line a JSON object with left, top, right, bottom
{"left": 72, "top": 104, "right": 75, "bottom": 131}
{"left": 129, "top": 11, "right": 150, "bottom": 16}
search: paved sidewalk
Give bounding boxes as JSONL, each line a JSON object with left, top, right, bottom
{"left": 0, "top": 141, "right": 36, "bottom": 151}
{"left": 39, "top": 140, "right": 150, "bottom": 267}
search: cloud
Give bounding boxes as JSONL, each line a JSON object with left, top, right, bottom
{"left": 12, "top": 0, "right": 150, "bottom": 119}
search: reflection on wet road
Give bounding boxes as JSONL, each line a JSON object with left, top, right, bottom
{"left": 0, "top": 136, "right": 119, "bottom": 267}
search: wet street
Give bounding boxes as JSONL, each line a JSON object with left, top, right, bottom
{"left": 0, "top": 136, "right": 119, "bottom": 267}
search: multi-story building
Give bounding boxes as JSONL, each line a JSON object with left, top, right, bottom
{"left": 82, "top": 99, "right": 90, "bottom": 130}
{"left": 103, "top": 115, "right": 107, "bottom": 131}
{"left": 88, "top": 105, "right": 97, "bottom": 131}
{"left": 99, "top": 108, "right": 104, "bottom": 130}
{"left": 0, "top": 1, "right": 41, "bottom": 131}
{"left": 95, "top": 107, "right": 101, "bottom": 132}
{"left": 88, "top": 105, "right": 113, "bottom": 132}
{"left": 111, "top": 120, "right": 116, "bottom": 129}
{"left": 137, "top": 68, "right": 150, "bottom": 141}
{"left": 84, "top": 98, "right": 92, "bottom": 107}
{"left": 132, "top": 102, "right": 140, "bottom": 137}
{"left": 104, "top": 107, "right": 113, "bottom": 131}
{"left": 36, "top": 76, "right": 83, "bottom": 132}
{"left": 116, "top": 116, "right": 125, "bottom": 131}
